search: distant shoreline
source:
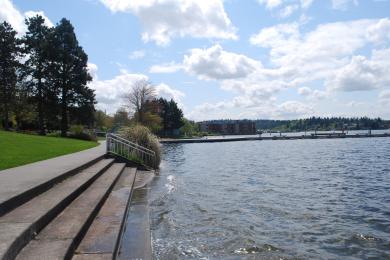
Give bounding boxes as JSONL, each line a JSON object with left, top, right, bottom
{"left": 160, "top": 132, "right": 390, "bottom": 144}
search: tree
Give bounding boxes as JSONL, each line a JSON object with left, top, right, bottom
{"left": 180, "top": 118, "right": 199, "bottom": 137}
{"left": 0, "top": 21, "right": 21, "bottom": 130}
{"left": 46, "top": 18, "right": 94, "bottom": 136}
{"left": 158, "top": 98, "right": 184, "bottom": 136}
{"left": 125, "top": 79, "right": 156, "bottom": 125}
{"left": 95, "top": 110, "right": 113, "bottom": 131}
{"left": 23, "top": 15, "right": 52, "bottom": 135}
{"left": 113, "top": 108, "right": 131, "bottom": 128}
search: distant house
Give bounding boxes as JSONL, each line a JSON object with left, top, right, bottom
{"left": 199, "top": 120, "right": 256, "bottom": 135}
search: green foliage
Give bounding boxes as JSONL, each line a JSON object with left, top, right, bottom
{"left": 118, "top": 125, "right": 161, "bottom": 168}
{"left": 0, "top": 21, "right": 22, "bottom": 130}
{"left": 158, "top": 98, "right": 184, "bottom": 136}
{"left": 0, "top": 130, "right": 97, "bottom": 170}
{"left": 180, "top": 119, "right": 199, "bottom": 137}
{"left": 68, "top": 124, "right": 97, "bottom": 141}
{"left": 0, "top": 16, "right": 96, "bottom": 136}
{"left": 113, "top": 108, "right": 131, "bottom": 128}
{"left": 95, "top": 110, "right": 113, "bottom": 131}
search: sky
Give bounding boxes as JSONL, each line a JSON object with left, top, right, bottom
{"left": 1, "top": 0, "right": 390, "bottom": 121}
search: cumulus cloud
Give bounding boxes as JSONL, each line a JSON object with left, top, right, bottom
{"left": 128, "top": 50, "right": 145, "bottom": 60}
{"left": 257, "top": 0, "right": 283, "bottom": 9}
{"left": 379, "top": 90, "right": 390, "bottom": 106}
{"left": 327, "top": 49, "right": 390, "bottom": 92}
{"left": 187, "top": 99, "right": 313, "bottom": 121}
{"left": 151, "top": 44, "right": 262, "bottom": 80}
{"left": 298, "top": 87, "right": 328, "bottom": 99}
{"left": 0, "top": 0, "right": 25, "bottom": 32}
{"left": 183, "top": 45, "right": 262, "bottom": 80}
{"left": 279, "top": 4, "right": 299, "bottom": 18}
{"left": 88, "top": 63, "right": 184, "bottom": 114}
{"left": 155, "top": 83, "right": 185, "bottom": 108}
{"left": 99, "top": 0, "right": 237, "bottom": 46}
{"left": 331, "top": 0, "right": 358, "bottom": 10}
{"left": 0, "top": 0, "right": 53, "bottom": 34}
{"left": 366, "top": 18, "right": 390, "bottom": 44}
{"left": 250, "top": 19, "right": 390, "bottom": 89}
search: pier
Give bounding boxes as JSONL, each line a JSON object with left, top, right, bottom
{"left": 160, "top": 133, "right": 390, "bottom": 144}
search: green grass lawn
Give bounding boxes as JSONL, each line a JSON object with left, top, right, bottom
{"left": 0, "top": 131, "right": 98, "bottom": 170}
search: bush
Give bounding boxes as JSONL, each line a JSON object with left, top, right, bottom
{"left": 118, "top": 125, "right": 161, "bottom": 168}
{"left": 69, "top": 125, "right": 97, "bottom": 141}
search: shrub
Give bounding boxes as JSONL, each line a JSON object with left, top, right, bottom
{"left": 118, "top": 125, "right": 161, "bottom": 168}
{"left": 69, "top": 125, "right": 97, "bottom": 141}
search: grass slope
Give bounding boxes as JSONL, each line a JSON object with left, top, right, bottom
{"left": 0, "top": 131, "right": 98, "bottom": 170}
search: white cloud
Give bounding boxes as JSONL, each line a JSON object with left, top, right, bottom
{"left": 88, "top": 63, "right": 185, "bottom": 114}
{"left": 298, "top": 86, "right": 312, "bottom": 96}
{"left": 128, "top": 50, "right": 145, "bottom": 60}
{"left": 0, "top": 0, "right": 53, "bottom": 34}
{"left": 366, "top": 18, "right": 390, "bottom": 44}
{"left": 250, "top": 19, "right": 390, "bottom": 89}
{"left": 155, "top": 83, "right": 185, "bottom": 108}
{"left": 327, "top": 49, "right": 390, "bottom": 92}
{"left": 183, "top": 45, "right": 262, "bottom": 80}
{"left": 0, "top": 0, "right": 25, "bottom": 33}
{"left": 331, "top": 0, "right": 358, "bottom": 10}
{"left": 300, "top": 0, "right": 314, "bottom": 9}
{"left": 99, "top": 0, "right": 237, "bottom": 46}
{"left": 277, "top": 101, "right": 313, "bottom": 117}
{"left": 379, "top": 90, "right": 390, "bottom": 100}
{"left": 257, "top": 0, "right": 283, "bottom": 9}
{"left": 187, "top": 99, "right": 313, "bottom": 121}
{"left": 151, "top": 44, "right": 262, "bottom": 80}
{"left": 149, "top": 61, "right": 183, "bottom": 73}
{"left": 88, "top": 64, "right": 148, "bottom": 113}
{"left": 279, "top": 4, "right": 299, "bottom": 18}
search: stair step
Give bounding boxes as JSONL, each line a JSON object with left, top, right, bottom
{"left": 73, "top": 167, "right": 137, "bottom": 259}
{"left": 16, "top": 163, "right": 126, "bottom": 260}
{"left": 0, "top": 158, "right": 114, "bottom": 260}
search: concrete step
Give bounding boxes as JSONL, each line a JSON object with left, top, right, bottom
{"left": 0, "top": 158, "right": 114, "bottom": 260}
{"left": 16, "top": 163, "right": 126, "bottom": 260}
{"left": 0, "top": 144, "right": 106, "bottom": 217}
{"left": 73, "top": 167, "right": 137, "bottom": 259}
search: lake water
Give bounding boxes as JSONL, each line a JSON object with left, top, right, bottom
{"left": 150, "top": 137, "right": 390, "bottom": 259}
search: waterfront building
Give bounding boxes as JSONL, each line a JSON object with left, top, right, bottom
{"left": 199, "top": 120, "right": 256, "bottom": 135}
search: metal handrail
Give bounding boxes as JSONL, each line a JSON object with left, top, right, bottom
{"left": 107, "top": 133, "right": 155, "bottom": 155}
{"left": 106, "top": 133, "right": 157, "bottom": 169}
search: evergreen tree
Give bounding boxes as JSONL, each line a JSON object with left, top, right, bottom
{"left": 0, "top": 21, "right": 21, "bottom": 130}
{"left": 47, "top": 18, "right": 94, "bottom": 136}
{"left": 158, "top": 98, "right": 184, "bottom": 136}
{"left": 23, "top": 15, "right": 52, "bottom": 135}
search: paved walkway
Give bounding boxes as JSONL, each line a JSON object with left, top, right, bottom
{"left": 0, "top": 142, "right": 106, "bottom": 212}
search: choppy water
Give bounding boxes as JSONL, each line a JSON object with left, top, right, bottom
{"left": 150, "top": 137, "right": 390, "bottom": 259}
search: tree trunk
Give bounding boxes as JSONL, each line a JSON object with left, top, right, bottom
{"left": 60, "top": 87, "right": 68, "bottom": 137}
{"left": 3, "top": 101, "right": 10, "bottom": 131}
{"left": 37, "top": 78, "right": 45, "bottom": 135}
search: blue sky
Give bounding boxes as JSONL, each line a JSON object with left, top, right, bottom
{"left": 1, "top": 0, "right": 390, "bottom": 120}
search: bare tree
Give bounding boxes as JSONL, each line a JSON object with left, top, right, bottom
{"left": 125, "top": 79, "right": 156, "bottom": 124}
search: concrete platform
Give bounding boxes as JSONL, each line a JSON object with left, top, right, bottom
{"left": 0, "top": 142, "right": 106, "bottom": 216}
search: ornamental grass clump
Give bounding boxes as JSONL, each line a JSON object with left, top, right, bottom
{"left": 118, "top": 125, "right": 161, "bottom": 168}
